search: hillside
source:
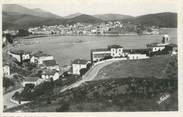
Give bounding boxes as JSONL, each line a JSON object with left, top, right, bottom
{"left": 2, "top": 11, "right": 65, "bottom": 30}
{"left": 2, "top": 4, "right": 177, "bottom": 30}
{"left": 64, "top": 13, "right": 83, "bottom": 19}
{"left": 2, "top": 4, "right": 63, "bottom": 19}
{"left": 95, "top": 55, "right": 177, "bottom": 80}
{"left": 94, "top": 13, "right": 133, "bottom": 21}
{"left": 66, "top": 14, "right": 103, "bottom": 24}
{"left": 122, "top": 12, "right": 177, "bottom": 28}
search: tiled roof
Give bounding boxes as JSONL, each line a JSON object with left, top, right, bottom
{"left": 124, "top": 49, "right": 150, "bottom": 54}
{"left": 72, "top": 59, "right": 88, "bottom": 65}
{"left": 41, "top": 69, "right": 58, "bottom": 75}
{"left": 108, "top": 45, "right": 123, "bottom": 49}
{"left": 24, "top": 77, "right": 40, "bottom": 82}
{"left": 43, "top": 60, "right": 57, "bottom": 66}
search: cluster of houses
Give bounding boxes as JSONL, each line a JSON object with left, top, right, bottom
{"left": 91, "top": 35, "right": 177, "bottom": 63}
{"left": 27, "top": 22, "right": 159, "bottom": 36}
{"left": 3, "top": 34, "right": 177, "bottom": 88}
{"left": 5, "top": 50, "right": 60, "bottom": 87}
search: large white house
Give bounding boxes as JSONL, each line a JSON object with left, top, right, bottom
{"left": 91, "top": 45, "right": 124, "bottom": 62}
{"left": 3, "top": 64, "right": 10, "bottom": 77}
{"left": 30, "top": 51, "right": 54, "bottom": 65}
{"left": 8, "top": 50, "right": 31, "bottom": 63}
{"left": 72, "top": 59, "right": 89, "bottom": 75}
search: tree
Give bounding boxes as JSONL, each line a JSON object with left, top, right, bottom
{"left": 86, "top": 63, "right": 92, "bottom": 70}
{"left": 5, "top": 33, "right": 13, "bottom": 44}
{"left": 79, "top": 68, "right": 87, "bottom": 76}
{"left": 3, "top": 77, "right": 14, "bottom": 89}
{"left": 17, "top": 29, "right": 29, "bottom": 36}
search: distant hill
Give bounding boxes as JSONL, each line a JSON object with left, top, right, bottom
{"left": 2, "top": 4, "right": 65, "bottom": 30}
{"left": 94, "top": 14, "right": 133, "bottom": 21}
{"left": 2, "top": 11, "right": 65, "bottom": 30}
{"left": 66, "top": 14, "right": 103, "bottom": 24}
{"left": 2, "top": 4, "right": 177, "bottom": 30}
{"left": 3, "top": 4, "right": 63, "bottom": 19}
{"left": 65, "top": 13, "right": 83, "bottom": 19}
{"left": 122, "top": 12, "right": 177, "bottom": 28}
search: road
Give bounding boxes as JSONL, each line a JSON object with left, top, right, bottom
{"left": 3, "top": 88, "right": 23, "bottom": 110}
{"left": 60, "top": 60, "right": 115, "bottom": 92}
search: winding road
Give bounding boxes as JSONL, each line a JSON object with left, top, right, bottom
{"left": 3, "top": 88, "right": 23, "bottom": 110}
{"left": 60, "top": 60, "right": 116, "bottom": 92}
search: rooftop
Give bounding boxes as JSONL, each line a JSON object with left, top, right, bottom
{"left": 23, "top": 77, "right": 40, "bottom": 82}
{"left": 43, "top": 60, "right": 57, "bottom": 66}
{"left": 108, "top": 45, "right": 123, "bottom": 49}
{"left": 72, "top": 59, "right": 88, "bottom": 65}
{"left": 41, "top": 69, "right": 58, "bottom": 75}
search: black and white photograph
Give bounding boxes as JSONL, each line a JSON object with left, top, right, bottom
{"left": 1, "top": 0, "right": 181, "bottom": 113}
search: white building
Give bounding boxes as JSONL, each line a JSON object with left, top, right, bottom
{"left": 146, "top": 34, "right": 170, "bottom": 52}
{"left": 8, "top": 50, "right": 31, "bottom": 63}
{"left": 30, "top": 51, "right": 54, "bottom": 65}
{"left": 72, "top": 59, "right": 89, "bottom": 75}
{"left": 128, "top": 54, "right": 149, "bottom": 60}
{"left": 3, "top": 64, "right": 10, "bottom": 77}
{"left": 91, "top": 45, "right": 124, "bottom": 62}
{"left": 41, "top": 69, "right": 60, "bottom": 81}
{"left": 22, "top": 77, "right": 43, "bottom": 87}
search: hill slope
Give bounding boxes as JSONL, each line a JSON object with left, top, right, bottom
{"left": 66, "top": 14, "right": 103, "bottom": 24}
{"left": 122, "top": 12, "right": 177, "bottom": 28}
{"left": 94, "top": 13, "right": 133, "bottom": 21}
{"left": 64, "top": 13, "right": 83, "bottom": 19}
{"left": 2, "top": 11, "right": 65, "bottom": 30}
{"left": 3, "top": 4, "right": 63, "bottom": 19}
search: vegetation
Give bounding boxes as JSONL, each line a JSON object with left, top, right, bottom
{"left": 7, "top": 76, "right": 177, "bottom": 112}
{"left": 96, "top": 55, "right": 174, "bottom": 80}
{"left": 3, "top": 77, "right": 15, "bottom": 89}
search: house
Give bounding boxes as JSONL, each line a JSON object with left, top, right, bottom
{"left": 124, "top": 49, "right": 150, "bottom": 60}
{"left": 8, "top": 50, "right": 31, "bottom": 63}
{"left": 42, "top": 60, "right": 60, "bottom": 71}
{"left": 41, "top": 69, "right": 60, "bottom": 81}
{"left": 127, "top": 54, "right": 149, "bottom": 60}
{"left": 72, "top": 59, "right": 89, "bottom": 75}
{"left": 30, "top": 51, "right": 54, "bottom": 65}
{"left": 91, "top": 45, "right": 124, "bottom": 63}
{"left": 108, "top": 45, "right": 124, "bottom": 57}
{"left": 22, "top": 77, "right": 43, "bottom": 87}
{"left": 3, "top": 64, "right": 10, "bottom": 77}
{"left": 146, "top": 35, "right": 170, "bottom": 52}
{"left": 91, "top": 48, "right": 111, "bottom": 62}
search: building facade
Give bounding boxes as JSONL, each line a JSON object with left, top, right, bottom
{"left": 72, "top": 59, "right": 89, "bottom": 75}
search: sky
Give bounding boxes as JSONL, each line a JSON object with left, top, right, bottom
{"left": 2, "top": 0, "right": 178, "bottom": 17}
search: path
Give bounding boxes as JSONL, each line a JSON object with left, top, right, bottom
{"left": 60, "top": 60, "right": 115, "bottom": 92}
{"left": 3, "top": 88, "right": 23, "bottom": 110}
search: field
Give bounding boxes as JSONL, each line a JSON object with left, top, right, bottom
{"left": 12, "top": 28, "right": 177, "bottom": 65}
{"left": 95, "top": 55, "right": 175, "bottom": 80}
